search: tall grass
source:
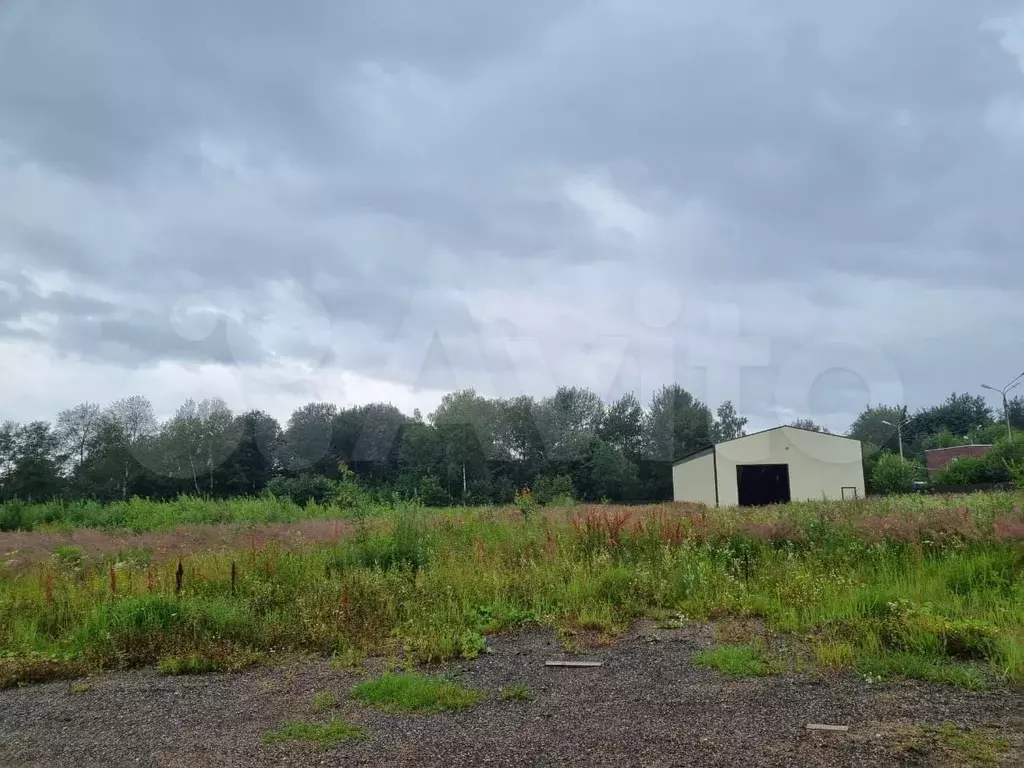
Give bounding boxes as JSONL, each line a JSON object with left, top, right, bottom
{"left": 0, "top": 498, "right": 1021, "bottom": 689}
{"left": 2, "top": 490, "right": 1023, "bottom": 534}
{"left": 0, "top": 495, "right": 373, "bottom": 532}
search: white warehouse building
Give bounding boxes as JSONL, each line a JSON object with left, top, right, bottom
{"left": 672, "top": 426, "right": 865, "bottom": 507}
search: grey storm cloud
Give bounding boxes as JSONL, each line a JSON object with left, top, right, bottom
{"left": 2, "top": 0, "right": 1024, "bottom": 427}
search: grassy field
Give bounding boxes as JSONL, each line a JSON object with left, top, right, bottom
{"left": 3, "top": 490, "right": 1024, "bottom": 533}
{"left": 0, "top": 494, "right": 368, "bottom": 533}
{"left": 0, "top": 493, "right": 1021, "bottom": 691}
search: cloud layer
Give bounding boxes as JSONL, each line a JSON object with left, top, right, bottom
{"left": 2, "top": 0, "right": 1024, "bottom": 430}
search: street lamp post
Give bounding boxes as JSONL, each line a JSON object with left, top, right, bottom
{"left": 981, "top": 371, "right": 1024, "bottom": 441}
{"left": 881, "top": 418, "right": 906, "bottom": 460}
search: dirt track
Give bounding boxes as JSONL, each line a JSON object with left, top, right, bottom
{"left": 1, "top": 623, "right": 1020, "bottom": 767}
{"left": 0, "top": 519, "right": 356, "bottom": 572}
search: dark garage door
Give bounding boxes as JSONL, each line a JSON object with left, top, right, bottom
{"left": 736, "top": 464, "right": 791, "bottom": 507}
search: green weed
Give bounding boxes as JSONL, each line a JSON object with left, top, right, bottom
{"left": 856, "top": 653, "right": 991, "bottom": 690}
{"left": 929, "top": 724, "right": 1009, "bottom": 765}
{"left": 693, "top": 645, "right": 781, "bottom": 677}
{"left": 157, "top": 655, "right": 221, "bottom": 675}
{"left": 813, "top": 641, "right": 856, "bottom": 669}
{"left": 896, "top": 723, "right": 1009, "bottom": 765}
{"left": 263, "top": 719, "right": 366, "bottom": 749}
{"left": 350, "top": 673, "right": 484, "bottom": 712}
{"left": 331, "top": 646, "right": 366, "bottom": 671}
{"left": 311, "top": 690, "right": 337, "bottom": 712}
{"left": 500, "top": 682, "right": 534, "bottom": 701}
{"left": 156, "top": 648, "right": 262, "bottom": 676}
{"left": 52, "top": 546, "right": 84, "bottom": 568}
{"left": 0, "top": 657, "right": 86, "bottom": 688}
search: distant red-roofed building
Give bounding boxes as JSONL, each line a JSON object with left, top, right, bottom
{"left": 925, "top": 445, "right": 993, "bottom": 476}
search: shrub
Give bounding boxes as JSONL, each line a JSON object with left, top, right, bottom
{"left": 331, "top": 464, "right": 371, "bottom": 509}
{"left": 934, "top": 456, "right": 994, "bottom": 486}
{"left": 458, "top": 630, "right": 488, "bottom": 659}
{"left": 871, "top": 452, "right": 923, "bottom": 494}
{"left": 416, "top": 475, "right": 449, "bottom": 507}
{"left": 1006, "top": 461, "right": 1024, "bottom": 490}
{"left": 265, "top": 475, "right": 339, "bottom": 507}
{"left": 986, "top": 437, "right": 1024, "bottom": 484}
{"left": 266, "top": 470, "right": 368, "bottom": 509}
{"left": 0, "top": 500, "right": 31, "bottom": 532}
{"left": 514, "top": 487, "right": 536, "bottom": 519}
{"left": 533, "top": 475, "right": 575, "bottom": 506}
{"left": 924, "top": 430, "right": 969, "bottom": 450}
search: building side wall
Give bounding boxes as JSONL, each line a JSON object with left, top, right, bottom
{"left": 672, "top": 451, "right": 717, "bottom": 505}
{"left": 715, "top": 428, "right": 865, "bottom": 506}
{"left": 925, "top": 445, "right": 993, "bottom": 476}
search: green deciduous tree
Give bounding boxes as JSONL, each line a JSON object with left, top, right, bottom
{"left": 431, "top": 389, "right": 497, "bottom": 504}
{"left": 217, "top": 410, "right": 282, "bottom": 496}
{"left": 869, "top": 451, "right": 923, "bottom": 495}
{"left": 160, "top": 398, "right": 240, "bottom": 496}
{"left": 1005, "top": 395, "right": 1024, "bottom": 431}
{"left": 0, "top": 422, "right": 66, "bottom": 501}
{"left": 599, "top": 393, "right": 645, "bottom": 458}
{"left": 914, "top": 392, "right": 993, "bottom": 438}
{"left": 282, "top": 402, "right": 337, "bottom": 473}
{"left": 532, "top": 474, "right": 575, "bottom": 505}
{"left": 98, "top": 395, "right": 158, "bottom": 500}
{"left": 493, "top": 395, "right": 546, "bottom": 483}
{"left": 55, "top": 402, "right": 102, "bottom": 475}
{"left": 848, "top": 405, "right": 907, "bottom": 453}
{"left": 579, "top": 437, "right": 637, "bottom": 501}
{"left": 333, "top": 403, "right": 409, "bottom": 486}
{"left": 642, "top": 385, "right": 714, "bottom": 500}
{"left": 536, "top": 386, "right": 604, "bottom": 466}
{"left": 713, "top": 401, "right": 748, "bottom": 441}
{"left": 789, "top": 418, "right": 829, "bottom": 434}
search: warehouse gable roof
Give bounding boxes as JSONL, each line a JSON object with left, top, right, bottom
{"left": 672, "top": 425, "right": 861, "bottom": 466}
{"left": 671, "top": 444, "right": 715, "bottom": 465}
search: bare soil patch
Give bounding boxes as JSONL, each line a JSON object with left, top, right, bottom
{"left": 0, "top": 519, "right": 355, "bottom": 572}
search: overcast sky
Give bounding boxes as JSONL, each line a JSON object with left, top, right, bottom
{"left": 2, "top": 0, "right": 1023, "bottom": 433}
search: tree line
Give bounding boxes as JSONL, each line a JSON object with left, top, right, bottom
{"left": 1, "top": 387, "right": 1021, "bottom": 506}
{"left": 0, "top": 386, "right": 746, "bottom": 505}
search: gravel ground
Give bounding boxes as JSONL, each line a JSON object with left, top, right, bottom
{"left": 1, "top": 623, "right": 1020, "bottom": 767}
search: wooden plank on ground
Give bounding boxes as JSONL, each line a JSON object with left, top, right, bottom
{"left": 544, "top": 660, "right": 603, "bottom": 668}
{"left": 806, "top": 724, "right": 849, "bottom": 732}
